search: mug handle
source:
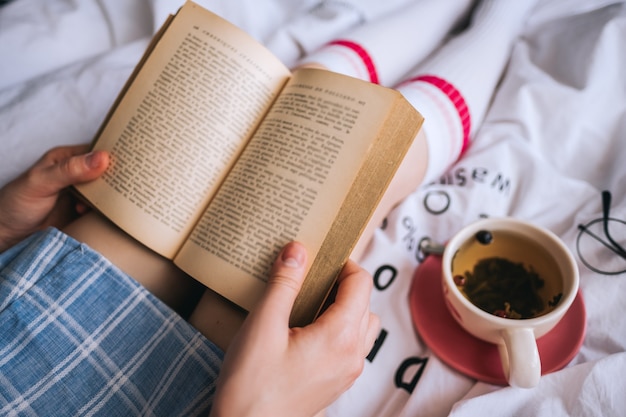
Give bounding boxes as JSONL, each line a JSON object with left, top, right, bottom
{"left": 498, "top": 328, "right": 541, "bottom": 388}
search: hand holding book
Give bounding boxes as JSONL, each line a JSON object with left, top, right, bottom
{"left": 75, "top": 1, "right": 424, "bottom": 326}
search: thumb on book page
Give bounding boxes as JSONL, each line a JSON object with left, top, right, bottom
{"left": 253, "top": 241, "right": 308, "bottom": 326}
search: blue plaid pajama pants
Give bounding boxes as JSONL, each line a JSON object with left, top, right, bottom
{"left": 0, "top": 228, "right": 224, "bottom": 416}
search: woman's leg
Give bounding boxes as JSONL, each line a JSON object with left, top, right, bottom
{"left": 63, "top": 211, "right": 247, "bottom": 347}
{"left": 188, "top": 290, "right": 247, "bottom": 352}
{"left": 63, "top": 211, "right": 204, "bottom": 317}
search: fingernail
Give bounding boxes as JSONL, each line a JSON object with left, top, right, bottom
{"left": 85, "top": 151, "right": 100, "bottom": 169}
{"left": 281, "top": 243, "right": 305, "bottom": 268}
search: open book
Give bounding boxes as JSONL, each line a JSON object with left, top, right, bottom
{"left": 75, "top": 1, "right": 424, "bottom": 326}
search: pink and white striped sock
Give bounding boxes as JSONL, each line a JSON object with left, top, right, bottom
{"left": 397, "top": 0, "right": 540, "bottom": 183}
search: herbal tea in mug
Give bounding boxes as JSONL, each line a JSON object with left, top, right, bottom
{"left": 442, "top": 218, "right": 579, "bottom": 387}
{"left": 451, "top": 230, "right": 564, "bottom": 320}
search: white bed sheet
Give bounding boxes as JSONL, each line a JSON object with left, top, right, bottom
{"left": 1, "top": 1, "right": 625, "bottom": 416}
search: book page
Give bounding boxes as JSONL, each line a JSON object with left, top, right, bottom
{"left": 75, "top": 2, "right": 291, "bottom": 258}
{"left": 175, "top": 68, "right": 405, "bottom": 310}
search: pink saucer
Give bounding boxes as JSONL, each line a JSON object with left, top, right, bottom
{"left": 409, "top": 254, "right": 587, "bottom": 385}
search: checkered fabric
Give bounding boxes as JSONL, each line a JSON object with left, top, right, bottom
{"left": 0, "top": 228, "right": 223, "bottom": 416}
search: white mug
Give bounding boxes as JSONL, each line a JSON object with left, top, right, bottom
{"left": 441, "top": 217, "right": 579, "bottom": 388}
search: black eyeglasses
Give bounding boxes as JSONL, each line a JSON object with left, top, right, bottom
{"left": 577, "top": 190, "right": 626, "bottom": 275}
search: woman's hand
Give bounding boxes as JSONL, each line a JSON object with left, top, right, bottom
{"left": 210, "top": 242, "right": 380, "bottom": 417}
{"left": 0, "top": 145, "right": 109, "bottom": 251}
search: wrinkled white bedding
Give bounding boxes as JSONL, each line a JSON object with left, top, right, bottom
{"left": 1, "top": 1, "right": 625, "bottom": 416}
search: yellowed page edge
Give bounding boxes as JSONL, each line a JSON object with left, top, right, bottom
{"left": 290, "top": 96, "right": 424, "bottom": 326}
